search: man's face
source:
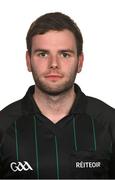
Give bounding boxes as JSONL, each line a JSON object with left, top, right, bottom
{"left": 26, "top": 30, "right": 83, "bottom": 95}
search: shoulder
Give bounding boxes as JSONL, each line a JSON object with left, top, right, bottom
{"left": 0, "top": 85, "right": 35, "bottom": 133}
{"left": 0, "top": 99, "right": 23, "bottom": 132}
{"left": 87, "top": 96, "right": 115, "bottom": 111}
{"left": 85, "top": 96, "right": 115, "bottom": 142}
{"left": 86, "top": 96, "right": 115, "bottom": 122}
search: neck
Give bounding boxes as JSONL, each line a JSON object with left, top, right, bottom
{"left": 33, "top": 85, "right": 76, "bottom": 123}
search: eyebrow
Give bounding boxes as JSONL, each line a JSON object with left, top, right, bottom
{"left": 33, "top": 48, "right": 75, "bottom": 54}
{"left": 33, "top": 49, "right": 49, "bottom": 53}
{"left": 59, "top": 49, "right": 75, "bottom": 54}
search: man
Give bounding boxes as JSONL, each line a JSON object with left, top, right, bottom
{"left": 0, "top": 12, "right": 115, "bottom": 179}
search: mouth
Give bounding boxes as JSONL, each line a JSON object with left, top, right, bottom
{"left": 45, "top": 74, "right": 63, "bottom": 81}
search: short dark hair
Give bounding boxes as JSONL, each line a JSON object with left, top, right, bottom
{"left": 26, "top": 12, "right": 83, "bottom": 56}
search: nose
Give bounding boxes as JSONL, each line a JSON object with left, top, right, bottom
{"left": 49, "top": 55, "right": 60, "bottom": 69}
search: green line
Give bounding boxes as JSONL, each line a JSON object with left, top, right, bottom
{"left": 54, "top": 136, "right": 60, "bottom": 179}
{"left": 72, "top": 117, "right": 78, "bottom": 151}
{"left": 14, "top": 121, "right": 19, "bottom": 161}
{"left": 110, "top": 141, "right": 112, "bottom": 153}
{"left": 34, "top": 116, "right": 39, "bottom": 179}
{"left": 91, "top": 117, "right": 97, "bottom": 151}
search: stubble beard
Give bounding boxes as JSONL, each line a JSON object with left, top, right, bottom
{"left": 32, "top": 71, "right": 77, "bottom": 96}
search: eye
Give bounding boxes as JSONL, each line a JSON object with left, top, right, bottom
{"left": 60, "top": 52, "right": 71, "bottom": 58}
{"left": 37, "top": 52, "right": 48, "bottom": 58}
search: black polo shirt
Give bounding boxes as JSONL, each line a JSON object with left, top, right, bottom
{"left": 0, "top": 84, "right": 115, "bottom": 179}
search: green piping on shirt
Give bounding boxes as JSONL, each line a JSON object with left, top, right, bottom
{"left": 72, "top": 117, "right": 78, "bottom": 151}
{"left": 14, "top": 121, "right": 19, "bottom": 161}
{"left": 91, "top": 117, "right": 97, "bottom": 151}
{"left": 34, "top": 116, "right": 40, "bottom": 179}
{"left": 54, "top": 135, "right": 60, "bottom": 179}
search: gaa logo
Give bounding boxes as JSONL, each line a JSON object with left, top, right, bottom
{"left": 10, "top": 161, "right": 33, "bottom": 172}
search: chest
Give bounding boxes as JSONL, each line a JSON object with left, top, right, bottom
{"left": 1, "top": 113, "right": 111, "bottom": 178}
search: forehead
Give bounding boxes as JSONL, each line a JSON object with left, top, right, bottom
{"left": 31, "top": 30, "right": 77, "bottom": 49}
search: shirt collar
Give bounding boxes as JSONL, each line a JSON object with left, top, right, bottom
{"left": 69, "top": 84, "right": 87, "bottom": 114}
{"left": 21, "top": 84, "right": 87, "bottom": 116}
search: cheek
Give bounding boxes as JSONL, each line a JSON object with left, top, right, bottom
{"left": 31, "top": 59, "right": 47, "bottom": 72}
{"left": 62, "top": 61, "right": 78, "bottom": 73}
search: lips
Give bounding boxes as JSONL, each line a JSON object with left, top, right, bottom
{"left": 45, "top": 74, "right": 63, "bottom": 80}
{"left": 45, "top": 73, "right": 63, "bottom": 77}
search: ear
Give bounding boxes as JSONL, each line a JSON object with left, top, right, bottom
{"left": 77, "top": 53, "right": 84, "bottom": 73}
{"left": 26, "top": 51, "right": 32, "bottom": 72}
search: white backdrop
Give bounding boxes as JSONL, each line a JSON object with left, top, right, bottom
{"left": 0, "top": 0, "right": 115, "bottom": 110}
